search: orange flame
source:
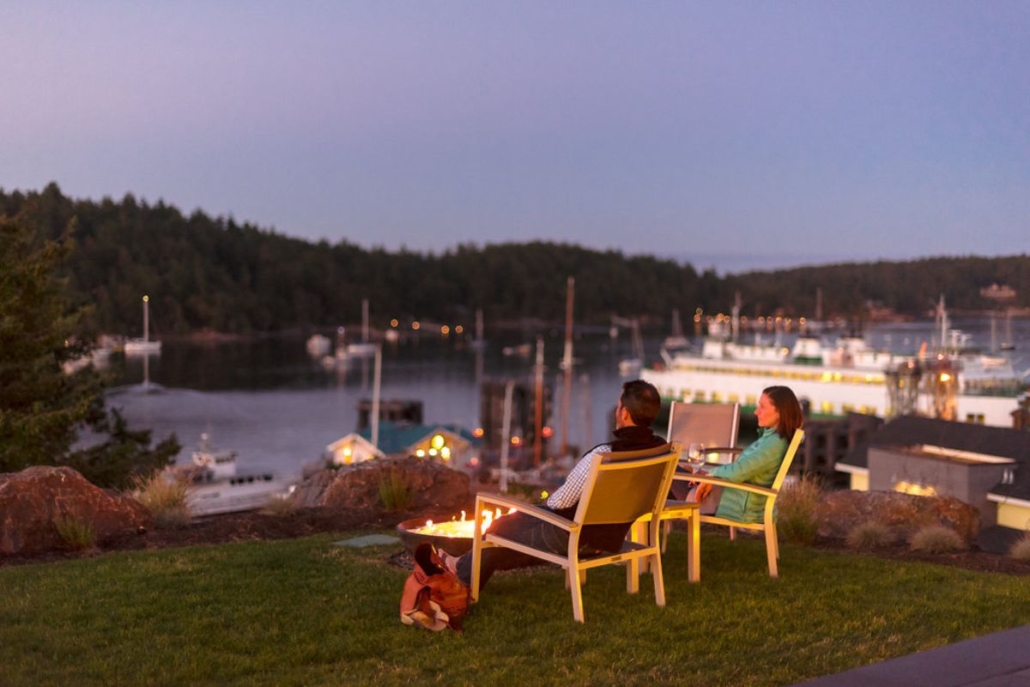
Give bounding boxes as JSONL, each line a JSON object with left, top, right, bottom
{"left": 413, "top": 507, "right": 516, "bottom": 538}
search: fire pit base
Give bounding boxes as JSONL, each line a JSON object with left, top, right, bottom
{"left": 396, "top": 517, "right": 474, "bottom": 556}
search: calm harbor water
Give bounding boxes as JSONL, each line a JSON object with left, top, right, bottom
{"left": 105, "top": 317, "right": 1029, "bottom": 481}
{"left": 106, "top": 330, "right": 633, "bottom": 480}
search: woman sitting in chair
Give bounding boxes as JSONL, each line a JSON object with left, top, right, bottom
{"left": 678, "top": 385, "right": 803, "bottom": 522}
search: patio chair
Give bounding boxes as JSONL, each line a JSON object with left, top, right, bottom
{"left": 685, "top": 428, "right": 806, "bottom": 578}
{"left": 666, "top": 401, "right": 741, "bottom": 464}
{"left": 469, "top": 444, "right": 680, "bottom": 623}
{"left": 655, "top": 402, "right": 742, "bottom": 563}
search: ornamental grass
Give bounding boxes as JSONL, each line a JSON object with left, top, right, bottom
{"left": 1009, "top": 534, "right": 1030, "bottom": 562}
{"left": 775, "top": 474, "right": 821, "bottom": 545}
{"left": 909, "top": 524, "right": 966, "bottom": 554}
{"left": 131, "top": 472, "right": 192, "bottom": 528}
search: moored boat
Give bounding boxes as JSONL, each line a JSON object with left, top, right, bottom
{"left": 124, "top": 295, "right": 162, "bottom": 356}
{"left": 177, "top": 433, "right": 293, "bottom": 516}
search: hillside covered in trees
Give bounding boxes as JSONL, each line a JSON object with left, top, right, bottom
{"left": 3, "top": 183, "right": 1028, "bottom": 337}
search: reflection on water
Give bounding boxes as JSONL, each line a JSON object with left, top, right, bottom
{"left": 105, "top": 319, "right": 1029, "bottom": 479}
{"left": 107, "top": 332, "right": 632, "bottom": 479}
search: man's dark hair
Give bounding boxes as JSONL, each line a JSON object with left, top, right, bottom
{"left": 620, "top": 380, "right": 661, "bottom": 427}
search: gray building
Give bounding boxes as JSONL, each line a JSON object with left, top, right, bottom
{"left": 836, "top": 415, "right": 1030, "bottom": 543}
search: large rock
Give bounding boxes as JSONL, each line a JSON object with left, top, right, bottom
{"left": 815, "top": 490, "right": 981, "bottom": 542}
{"left": 315, "top": 457, "right": 472, "bottom": 516}
{"left": 0, "top": 466, "right": 151, "bottom": 554}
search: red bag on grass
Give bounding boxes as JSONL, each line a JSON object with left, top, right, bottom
{"left": 400, "top": 543, "right": 470, "bottom": 631}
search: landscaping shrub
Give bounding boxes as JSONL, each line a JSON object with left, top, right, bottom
{"left": 909, "top": 524, "right": 966, "bottom": 554}
{"left": 132, "top": 473, "right": 192, "bottom": 528}
{"left": 1009, "top": 534, "right": 1030, "bottom": 562}
{"left": 777, "top": 474, "right": 821, "bottom": 545}
{"left": 846, "top": 520, "right": 895, "bottom": 551}
{"left": 54, "top": 515, "right": 95, "bottom": 550}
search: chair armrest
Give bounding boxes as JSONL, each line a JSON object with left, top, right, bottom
{"left": 474, "top": 492, "right": 576, "bottom": 532}
{"left": 676, "top": 474, "right": 777, "bottom": 497}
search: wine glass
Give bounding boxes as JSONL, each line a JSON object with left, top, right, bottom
{"left": 686, "top": 443, "right": 706, "bottom": 471}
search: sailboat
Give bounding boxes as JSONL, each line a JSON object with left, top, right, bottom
{"left": 124, "top": 295, "right": 162, "bottom": 356}
{"left": 346, "top": 299, "right": 378, "bottom": 357}
{"left": 1000, "top": 308, "right": 1016, "bottom": 351}
{"left": 618, "top": 318, "right": 645, "bottom": 376}
{"left": 662, "top": 309, "right": 689, "bottom": 352}
{"left": 469, "top": 307, "right": 487, "bottom": 350}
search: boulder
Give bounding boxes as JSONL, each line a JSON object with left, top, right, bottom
{"left": 316, "top": 457, "right": 472, "bottom": 516}
{"left": 289, "top": 468, "right": 338, "bottom": 509}
{"left": 815, "top": 490, "right": 981, "bottom": 542}
{"left": 0, "top": 466, "right": 151, "bottom": 555}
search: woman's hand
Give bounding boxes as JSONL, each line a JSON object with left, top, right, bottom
{"left": 694, "top": 480, "right": 713, "bottom": 502}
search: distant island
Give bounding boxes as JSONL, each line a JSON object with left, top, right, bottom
{"left": 3, "top": 183, "right": 1027, "bottom": 337}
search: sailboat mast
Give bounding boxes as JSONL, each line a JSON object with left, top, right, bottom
{"left": 362, "top": 298, "right": 370, "bottom": 342}
{"left": 371, "top": 344, "right": 382, "bottom": 450}
{"left": 533, "top": 337, "right": 545, "bottom": 467}
{"left": 142, "top": 295, "right": 150, "bottom": 343}
{"left": 560, "top": 276, "right": 574, "bottom": 457}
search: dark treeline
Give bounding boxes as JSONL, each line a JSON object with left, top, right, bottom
{"left": 3, "top": 183, "right": 1028, "bottom": 336}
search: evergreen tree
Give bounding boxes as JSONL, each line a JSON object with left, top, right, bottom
{"left": 0, "top": 216, "right": 100, "bottom": 471}
{"left": 0, "top": 214, "right": 180, "bottom": 484}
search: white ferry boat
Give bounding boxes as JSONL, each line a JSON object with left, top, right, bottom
{"left": 642, "top": 333, "right": 1028, "bottom": 428}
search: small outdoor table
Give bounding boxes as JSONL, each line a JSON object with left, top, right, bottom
{"left": 631, "top": 499, "right": 702, "bottom": 583}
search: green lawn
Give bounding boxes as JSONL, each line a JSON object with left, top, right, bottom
{"left": 1, "top": 531, "right": 1027, "bottom": 687}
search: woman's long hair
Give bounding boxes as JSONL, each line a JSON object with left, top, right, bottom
{"left": 763, "top": 385, "right": 804, "bottom": 439}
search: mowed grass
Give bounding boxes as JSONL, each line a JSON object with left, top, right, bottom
{"left": 1, "top": 531, "right": 1028, "bottom": 687}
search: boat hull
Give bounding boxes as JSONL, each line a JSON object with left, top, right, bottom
{"left": 643, "top": 354, "right": 1024, "bottom": 427}
{"left": 124, "top": 339, "right": 162, "bottom": 356}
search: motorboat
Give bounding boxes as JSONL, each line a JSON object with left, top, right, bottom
{"left": 306, "top": 334, "right": 331, "bottom": 358}
{"left": 179, "top": 433, "right": 293, "bottom": 516}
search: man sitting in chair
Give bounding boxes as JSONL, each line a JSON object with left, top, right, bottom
{"left": 440, "top": 379, "right": 667, "bottom": 589}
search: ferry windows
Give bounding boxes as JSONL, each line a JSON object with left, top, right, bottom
{"left": 728, "top": 393, "right": 740, "bottom": 403}
{"left": 745, "top": 395, "right": 757, "bottom": 406}
{"left": 694, "top": 391, "right": 706, "bottom": 401}
{"left": 841, "top": 403, "right": 855, "bottom": 413}
{"left": 711, "top": 392, "right": 723, "bottom": 402}
{"left": 820, "top": 401, "right": 834, "bottom": 415}
{"left": 965, "top": 413, "right": 985, "bottom": 424}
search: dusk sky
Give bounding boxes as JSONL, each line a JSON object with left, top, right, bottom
{"left": 2, "top": 2, "right": 1027, "bottom": 274}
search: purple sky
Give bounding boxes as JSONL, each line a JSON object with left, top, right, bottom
{"left": 2, "top": 2, "right": 1027, "bottom": 274}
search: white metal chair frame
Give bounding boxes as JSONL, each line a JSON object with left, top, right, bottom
{"left": 470, "top": 444, "right": 681, "bottom": 623}
{"left": 679, "top": 429, "right": 806, "bottom": 578}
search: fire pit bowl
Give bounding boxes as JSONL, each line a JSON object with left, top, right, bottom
{"left": 396, "top": 517, "right": 475, "bottom": 556}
